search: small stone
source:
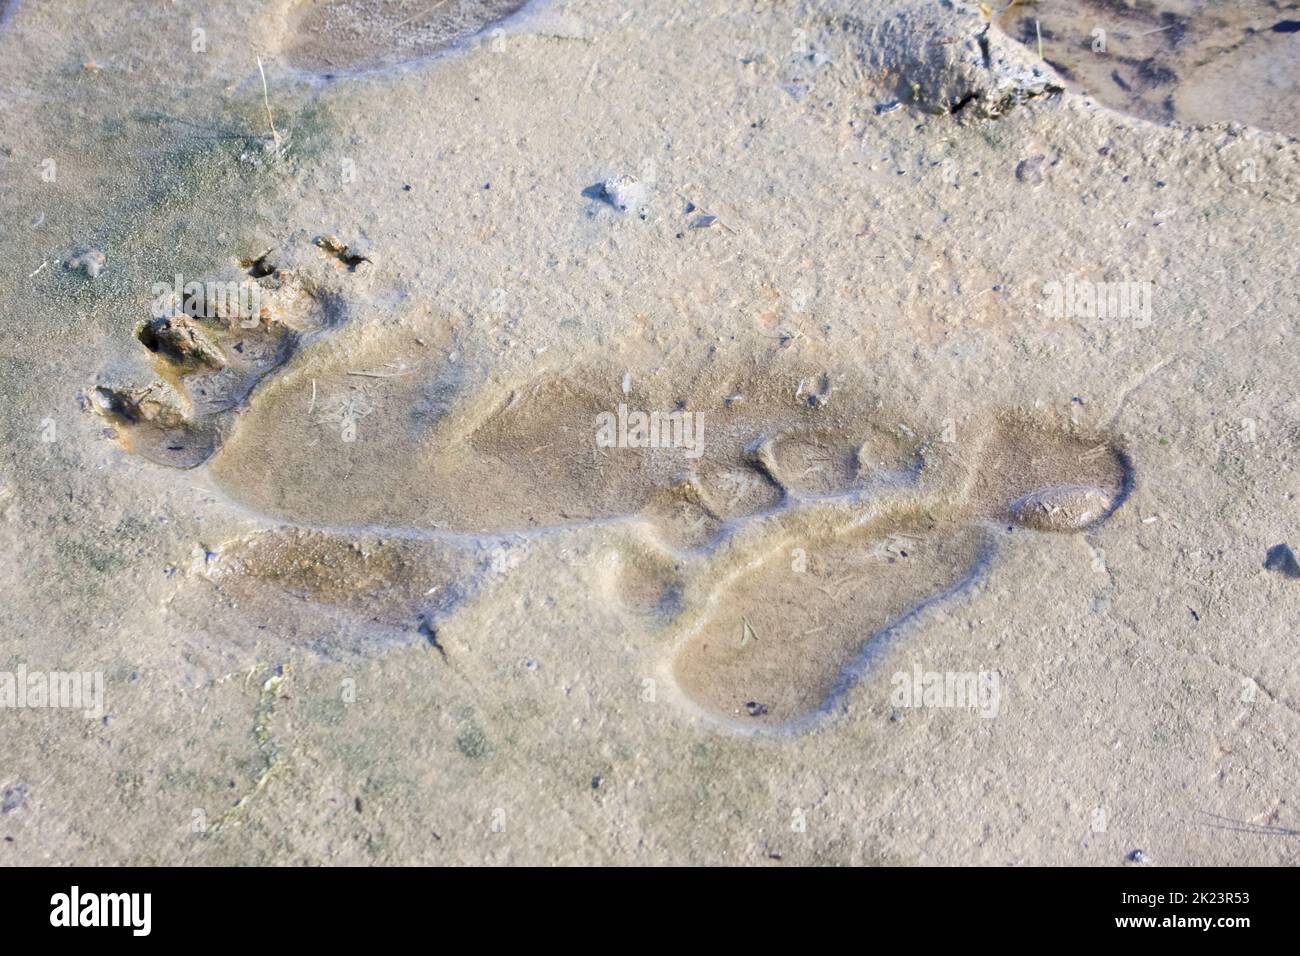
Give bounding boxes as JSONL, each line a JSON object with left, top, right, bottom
{"left": 65, "top": 247, "right": 106, "bottom": 278}
{"left": 1, "top": 784, "right": 27, "bottom": 814}
{"left": 1264, "top": 543, "right": 1300, "bottom": 579}
{"left": 1015, "top": 155, "right": 1047, "bottom": 188}
{"left": 600, "top": 174, "right": 648, "bottom": 216}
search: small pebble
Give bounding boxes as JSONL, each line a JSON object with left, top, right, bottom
{"left": 1, "top": 785, "right": 27, "bottom": 814}
{"left": 1015, "top": 155, "right": 1048, "bottom": 188}
{"left": 1264, "top": 543, "right": 1300, "bottom": 579}
{"left": 600, "top": 174, "right": 647, "bottom": 216}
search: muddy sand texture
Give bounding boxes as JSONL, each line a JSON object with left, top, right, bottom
{"left": 0, "top": 0, "right": 1297, "bottom": 864}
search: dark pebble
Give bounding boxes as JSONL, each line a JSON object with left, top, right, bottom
{"left": 1, "top": 785, "right": 26, "bottom": 814}
{"left": 1264, "top": 543, "right": 1300, "bottom": 579}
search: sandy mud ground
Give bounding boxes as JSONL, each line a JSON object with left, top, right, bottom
{"left": 0, "top": 0, "right": 1297, "bottom": 864}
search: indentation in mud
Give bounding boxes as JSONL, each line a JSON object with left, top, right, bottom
{"left": 766, "top": 425, "right": 921, "bottom": 498}
{"left": 666, "top": 419, "right": 1130, "bottom": 731}
{"left": 1009, "top": 484, "right": 1114, "bottom": 532}
{"left": 90, "top": 381, "right": 215, "bottom": 469}
{"left": 209, "top": 353, "right": 928, "bottom": 545}
{"left": 998, "top": 0, "right": 1299, "bottom": 135}
{"left": 243, "top": 250, "right": 277, "bottom": 279}
{"left": 204, "top": 528, "right": 476, "bottom": 654}
{"left": 673, "top": 517, "right": 991, "bottom": 730}
{"left": 91, "top": 242, "right": 345, "bottom": 469}
{"left": 97, "top": 286, "right": 1133, "bottom": 731}
{"left": 281, "top": 0, "right": 530, "bottom": 73}
{"left": 602, "top": 544, "right": 686, "bottom": 620}
{"left": 137, "top": 315, "right": 230, "bottom": 370}
{"left": 968, "top": 419, "right": 1131, "bottom": 529}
